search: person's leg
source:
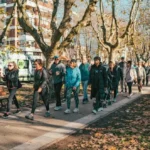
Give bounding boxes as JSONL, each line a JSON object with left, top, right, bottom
{"left": 121, "top": 80, "right": 123, "bottom": 92}
{"left": 6, "top": 88, "right": 18, "bottom": 113}
{"left": 82, "top": 80, "right": 88, "bottom": 102}
{"left": 146, "top": 76, "right": 149, "bottom": 86}
{"left": 13, "top": 95, "right": 20, "bottom": 109}
{"left": 73, "top": 86, "right": 80, "bottom": 109}
{"left": 66, "top": 88, "right": 72, "bottom": 109}
{"left": 31, "top": 91, "right": 39, "bottom": 114}
{"left": 41, "top": 88, "right": 50, "bottom": 111}
{"left": 128, "top": 82, "right": 133, "bottom": 95}
{"left": 138, "top": 79, "right": 141, "bottom": 92}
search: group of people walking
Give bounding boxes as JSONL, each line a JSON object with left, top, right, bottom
{"left": 0, "top": 56, "right": 150, "bottom": 119}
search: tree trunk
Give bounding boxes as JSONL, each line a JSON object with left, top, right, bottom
{"left": 108, "top": 47, "right": 114, "bottom": 62}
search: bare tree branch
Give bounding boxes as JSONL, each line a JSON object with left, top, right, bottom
{"left": 0, "top": 2, "right": 16, "bottom": 43}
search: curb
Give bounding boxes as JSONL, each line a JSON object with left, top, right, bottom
{"left": 11, "top": 94, "right": 142, "bottom": 150}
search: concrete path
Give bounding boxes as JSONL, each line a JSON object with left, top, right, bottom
{"left": 0, "top": 86, "right": 149, "bottom": 150}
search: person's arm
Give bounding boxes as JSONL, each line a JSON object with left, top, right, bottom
{"left": 61, "top": 64, "right": 66, "bottom": 77}
{"left": 40, "top": 69, "right": 49, "bottom": 89}
{"left": 143, "top": 68, "right": 146, "bottom": 79}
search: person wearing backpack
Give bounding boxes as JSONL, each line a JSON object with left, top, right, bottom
{"left": 25, "top": 59, "right": 50, "bottom": 120}
{"left": 0, "top": 61, "right": 21, "bottom": 119}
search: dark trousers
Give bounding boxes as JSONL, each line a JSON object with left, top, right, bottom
{"left": 31, "top": 88, "right": 49, "bottom": 114}
{"left": 66, "top": 86, "right": 79, "bottom": 109}
{"left": 7, "top": 88, "right": 19, "bottom": 112}
{"left": 138, "top": 79, "right": 143, "bottom": 92}
{"left": 146, "top": 76, "right": 149, "bottom": 85}
{"left": 93, "top": 91, "right": 105, "bottom": 111}
{"left": 54, "top": 82, "right": 63, "bottom": 107}
{"left": 127, "top": 82, "right": 133, "bottom": 94}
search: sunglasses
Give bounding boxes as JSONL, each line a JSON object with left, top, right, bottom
{"left": 8, "top": 65, "right": 13, "bottom": 67}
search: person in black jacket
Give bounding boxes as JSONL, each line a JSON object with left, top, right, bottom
{"left": 89, "top": 56, "right": 108, "bottom": 114}
{"left": 144, "top": 63, "right": 150, "bottom": 86}
{"left": 119, "top": 57, "right": 127, "bottom": 93}
{"left": 107, "top": 61, "right": 120, "bottom": 103}
{"left": 25, "top": 59, "right": 50, "bottom": 120}
{"left": 1, "top": 61, "right": 21, "bottom": 119}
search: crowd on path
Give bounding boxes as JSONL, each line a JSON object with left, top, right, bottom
{"left": 0, "top": 56, "right": 150, "bottom": 119}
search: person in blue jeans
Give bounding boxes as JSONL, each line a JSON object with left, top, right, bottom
{"left": 64, "top": 59, "right": 81, "bottom": 114}
{"left": 79, "top": 57, "right": 90, "bottom": 104}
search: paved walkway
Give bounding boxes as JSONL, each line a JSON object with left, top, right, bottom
{"left": 0, "top": 86, "right": 149, "bottom": 150}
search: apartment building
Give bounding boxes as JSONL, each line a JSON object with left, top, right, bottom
{"left": 0, "top": 0, "right": 52, "bottom": 80}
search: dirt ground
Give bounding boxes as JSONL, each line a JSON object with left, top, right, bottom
{"left": 44, "top": 95, "right": 150, "bottom": 150}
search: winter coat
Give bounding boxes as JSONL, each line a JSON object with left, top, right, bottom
{"left": 50, "top": 62, "right": 66, "bottom": 84}
{"left": 3, "top": 69, "right": 19, "bottom": 89}
{"left": 145, "top": 67, "right": 150, "bottom": 76}
{"left": 34, "top": 68, "right": 49, "bottom": 91}
{"left": 119, "top": 62, "right": 127, "bottom": 79}
{"left": 89, "top": 64, "right": 108, "bottom": 98}
{"left": 79, "top": 63, "right": 90, "bottom": 81}
{"left": 107, "top": 67, "right": 120, "bottom": 90}
{"left": 125, "top": 67, "right": 137, "bottom": 83}
{"left": 136, "top": 67, "right": 146, "bottom": 80}
{"left": 65, "top": 67, "right": 81, "bottom": 88}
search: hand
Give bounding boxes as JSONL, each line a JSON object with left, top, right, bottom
{"left": 73, "top": 87, "right": 76, "bottom": 90}
{"left": 38, "top": 87, "right": 42, "bottom": 93}
{"left": 0, "top": 73, "right": 4, "bottom": 78}
{"left": 56, "top": 71, "right": 60, "bottom": 76}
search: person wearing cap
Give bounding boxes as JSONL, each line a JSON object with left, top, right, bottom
{"left": 119, "top": 57, "right": 127, "bottom": 93}
{"left": 49, "top": 56, "right": 66, "bottom": 111}
{"left": 79, "top": 57, "right": 90, "bottom": 104}
{"left": 64, "top": 59, "right": 81, "bottom": 114}
{"left": 89, "top": 56, "right": 108, "bottom": 114}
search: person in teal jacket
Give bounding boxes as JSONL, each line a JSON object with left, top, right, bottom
{"left": 64, "top": 59, "right": 81, "bottom": 114}
{"left": 79, "top": 57, "right": 90, "bottom": 104}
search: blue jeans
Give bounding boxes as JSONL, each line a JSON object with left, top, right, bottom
{"left": 82, "top": 80, "right": 88, "bottom": 100}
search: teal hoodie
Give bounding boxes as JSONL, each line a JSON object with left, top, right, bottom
{"left": 79, "top": 63, "right": 90, "bottom": 81}
{"left": 65, "top": 67, "right": 81, "bottom": 88}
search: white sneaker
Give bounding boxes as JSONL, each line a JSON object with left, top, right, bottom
{"left": 92, "top": 109, "right": 97, "bottom": 114}
{"left": 54, "top": 106, "right": 62, "bottom": 111}
{"left": 64, "top": 109, "right": 71, "bottom": 114}
{"left": 128, "top": 93, "right": 133, "bottom": 98}
{"left": 98, "top": 107, "right": 104, "bottom": 112}
{"left": 73, "top": 108, "right": 79, "bottom": 113}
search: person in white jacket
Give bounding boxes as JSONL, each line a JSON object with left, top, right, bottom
{"left": 125, "top": 61, "right": 137, "bottom": 97}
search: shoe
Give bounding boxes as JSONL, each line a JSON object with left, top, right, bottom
{"left": 112, "top": 98, "right": 116, "bottom": 102}
{"left": 2, "top": 112, "right": 9, "bottom": 119}
{"left": 44, "top": 111, "right": 50, "bottom": 118}
{"left": 98, "top": 107, "right": 103, "bottom": 112}
{"left": 73, "top": 108, "right": 79, "bottom": 113}
{"left": 64, "top": 109, "right": 71, "bottom": 114}
{"left": 82, "top": 99, "right": 89, "bottom": 104}
{"left": 25, "top": 114, "right": 34, "bottom": 120}
{"left": 54, "top": 106, "right": 62, "bottom": 111}
{"left": 128, "top": 93, "right": 133, "bottom": 98}
{"left": 92, "top": 109, "right": 97, "bottom": 114}
{"left": 14, "top": 109, "right": 21, "bottom": 114}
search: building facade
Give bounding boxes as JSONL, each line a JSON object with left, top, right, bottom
{"left": 0, "top": 0, "right": 52, "bottom": 80}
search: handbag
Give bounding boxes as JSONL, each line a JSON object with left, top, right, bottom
{"left": 18, "top": 79, "right": 22, "bottom": 89}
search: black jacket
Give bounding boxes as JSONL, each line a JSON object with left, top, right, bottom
{"left": 34, "top": 68, "right": 49, "bottom": 91}
{"left": 119, "top": 61, "right": 127, "bottom": 78}
{"left": 89, "top": 64, "right": 108, "bottom": 98}
{"left": 107, "top": 66, "right": 120, "bottom": 90}
{"left": 3, "top": 69, "right": 19, "bottom": 89}
{"left": 145, "top": 67, "right": 150, "bottom": 76}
